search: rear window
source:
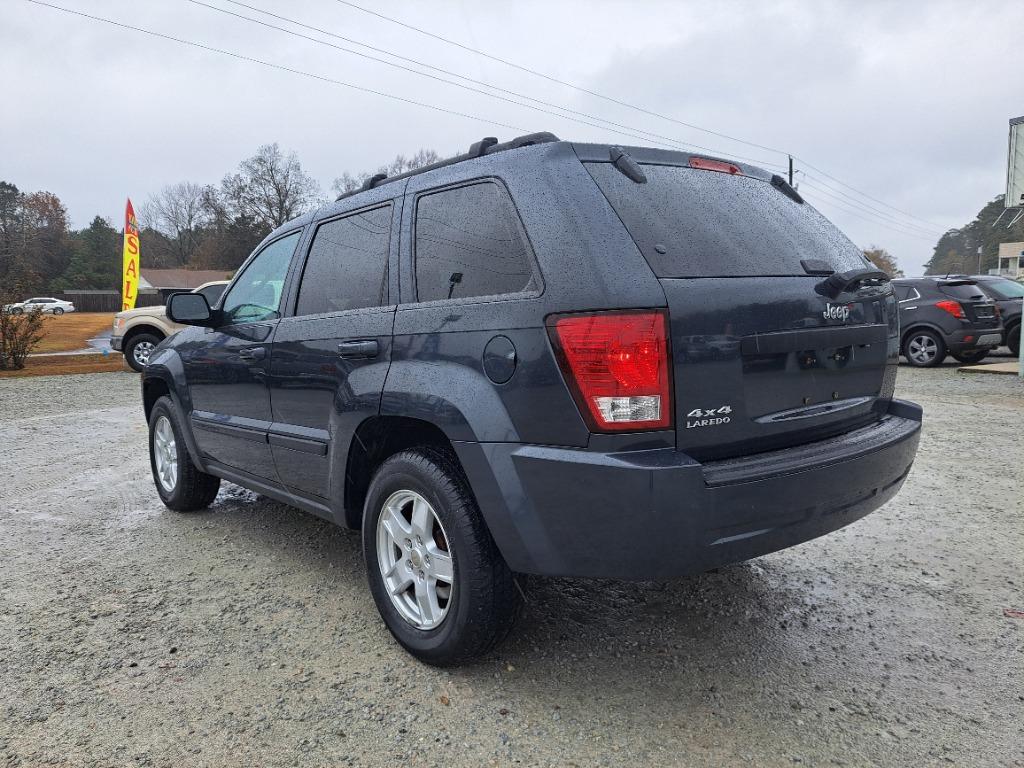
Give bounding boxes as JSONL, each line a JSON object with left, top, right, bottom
{"left": 982, "top": 279, "right": 1024, "bottom": 300}
{"left": 938, "top": 282, "right": 987, "bottom": 301}
{"left": 585, "top": 163, "right": 868, "bottom": 278}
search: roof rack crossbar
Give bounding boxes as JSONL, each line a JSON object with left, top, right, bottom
{"left": 334, "top": 131, "right": 560, "bottom": 201}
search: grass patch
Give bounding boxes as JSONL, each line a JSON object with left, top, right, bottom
{"left": 34, "top": 312, "right": 116, "bottom": 353}
{"left": 0, "top": 353, "right": 129, "bottom": 379}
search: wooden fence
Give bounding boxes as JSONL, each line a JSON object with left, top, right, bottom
{"left": 55, "top": 291, "right": 165, "bottom": 313}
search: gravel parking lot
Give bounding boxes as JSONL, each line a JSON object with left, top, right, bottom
{"left": 1, "top": 363, "right": 1022, "bottom": 767}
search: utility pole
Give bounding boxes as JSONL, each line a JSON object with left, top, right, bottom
{"left": 976, "top": 245, "right": 983, "bottom": 274}
{"left": 788, "top": 155, "right": 794, "bottom": 187}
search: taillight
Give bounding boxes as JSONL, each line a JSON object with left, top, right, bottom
{"left": 689, "top": 157, "right": 743, "bottom": 175}
{"left": 547, "top": 310, "right": 672, "bottom": 432}
{"left": 935, "top": 300, "right": 965, "bottom": 319}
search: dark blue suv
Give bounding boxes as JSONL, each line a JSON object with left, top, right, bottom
{"left": 142, "top": 133, "right": 922, "bottom": 664}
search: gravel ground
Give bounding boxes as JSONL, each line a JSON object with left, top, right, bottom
{"left": 1, "top": 363, "right": 1022, "bottom": 767}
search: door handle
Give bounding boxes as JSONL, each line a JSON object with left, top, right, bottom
{"left": 337, "top": 340, "right": 379, "bottom": 359}
{"left": 238, "top": 346, "right": 266, "bottom": 362}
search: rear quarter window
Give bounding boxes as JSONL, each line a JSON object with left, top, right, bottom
{"left": 585, "top": 163, "right": 868, "bottom": 278}
{"left": 413, "top": 181, "right": 538, "bottom": 302}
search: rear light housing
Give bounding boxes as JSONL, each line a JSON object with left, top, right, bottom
{"left": 547, "top": 309, "right": 672, "bottom": 432}
{"left": 689, "top": 157, "right": 743, "bottom": 175}
{"left": 935, "top": 300, "right": 965, "bottom": 319}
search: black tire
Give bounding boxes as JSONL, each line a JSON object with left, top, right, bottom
{"left": 362, "top": 448, "right": 520, "bottom": 665}
{"left": 148, "top": 396, "right": 220, "bottom": 512}
{"left": 124, "top": 332, "right": 161, "bottom": 373}
{"left": 902, "top": 329, "right": 946, "bottom": 368}
{"left": 1008, "top": 324, "right": 1020, "bottom": 358}
{"left": 10, "top": 307, "right": 23, "bottom": 315}
{"left": 52, "top": 307, "right": 64, "bottom": 315}
{"left": 952, "top": 349, "right": 988, "bottom": 364}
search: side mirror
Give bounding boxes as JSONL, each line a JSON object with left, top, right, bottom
{"left": 167, "top": 293, "right": 215, "bottom": 326}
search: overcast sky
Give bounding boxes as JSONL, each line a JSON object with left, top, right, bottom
{"left": 2, "top": 0, "right": 1021, "bottom": 275}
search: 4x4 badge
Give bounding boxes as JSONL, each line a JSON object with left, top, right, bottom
{"left": 686, "top": 405, "right": 732, "bottom": 429}
{"left": 822, "top": 303, "right": 851, "bottom": 322}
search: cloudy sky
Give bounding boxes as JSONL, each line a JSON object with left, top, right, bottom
{"left": 2, "top": 0, "right": 1021, "bottom": 275}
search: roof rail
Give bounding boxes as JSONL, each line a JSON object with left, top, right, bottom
{"left": 335, "top": 131, "right": 560, "bottom": 201}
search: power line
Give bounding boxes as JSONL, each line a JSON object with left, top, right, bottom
{"left": 800, "top": 183, "right": 939, "bottom": 242}
{"left": 331, "top": 0, "right": 945, "bottom": 232}
{"left": 24, "top": 0, "right": 531, "bottom": 131}
{"left": 798, "top": 178, "right": 945, "bottom": 238}
{"left": 191, "top": 0, "right": 786, "bottom": 168}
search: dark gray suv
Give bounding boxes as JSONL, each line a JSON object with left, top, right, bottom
{"left": 142, "top": 133, "right": 922, "bottom": 664}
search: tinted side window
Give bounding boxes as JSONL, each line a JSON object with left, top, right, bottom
{"left": 414, "top": 181, "right": 536, "bottom": 302}
{"left": 221, "top": 231, "right": 300, "bottom": 324}
{"left": 894, "top": 285, "right": 912, "bottom": 301}
{"left": 296, "top": 204, "right": 392, "bottom": 316}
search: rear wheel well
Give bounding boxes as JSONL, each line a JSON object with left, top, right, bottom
{"left": 142, "top": 378, "right": 171, "bottom": 421}
{"left": 900, "top": 324, "right": 940, "bottom": 346}
{"left": 344, "top": 417, "right": 461, "bottom": 530}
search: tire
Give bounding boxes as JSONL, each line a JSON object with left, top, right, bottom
{"left": 952, "top": 350, "right": 988, "bottom": 364}
{"left": 148, "top": 396, "right": 220, "bottom": 512}
{"left": 362, "top": 448, "right": 520, "bottom": 665}
{"left": 125, "top": 333, "right": 161, "bottom": 372}
{"left": 10, "top": 307, "right": 22, "bottom": 315}
{"left": 1008, "top": 324, "right": 1020, "bottom": 358}
{"left": 52, "top": 307, "right": 64, "bottom": 315}
{"left": 903, "top": 329, "right": 946, "bottom": 367}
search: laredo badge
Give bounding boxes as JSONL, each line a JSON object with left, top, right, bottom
{"left": 686, "top": 405, "right": 732, "bottom": 429}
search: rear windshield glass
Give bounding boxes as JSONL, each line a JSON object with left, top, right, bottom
{"left": 585, "top": 163, "right": 868, "bottom": 278}
{"left": 938, "top": 282, "right": 987, "bottom": 301}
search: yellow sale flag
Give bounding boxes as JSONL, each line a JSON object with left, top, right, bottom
{"left": 122, "top": 198, "right": 140, "bottom": 311}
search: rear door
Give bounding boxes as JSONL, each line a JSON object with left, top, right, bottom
{"left": 268, "top": 200, "right": 399, "bottom": 502}
{"left": 586, "top": 158, "right": 897, "bottom": 460}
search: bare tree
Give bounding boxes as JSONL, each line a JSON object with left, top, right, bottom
{"left": 332, "top": 148, "right": 441, "bottom": 196}
{"left": 0, "top": 283, "right": 46, "bottom": 370}
{"left": 222, "top": 144, "right": 323, "bottom": 229}
{"left": 862, "top": 245, "right": 902, "bottom": 277}
{"left": 141, "top": 182, "right": 210, "bottom": 266}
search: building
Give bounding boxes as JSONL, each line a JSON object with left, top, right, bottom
{"left": 995, "top": 241, "right": 1024, "bottom": 277}
{"left": 138, "top": 269, "right": 233, "bottom": 301}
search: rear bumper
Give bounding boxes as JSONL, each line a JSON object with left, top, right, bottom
{"left": 946, "top": 327, "right": 1003, "bottom": 353}
{"left": 455, "top": 399, "right": 922, "bottom": 580}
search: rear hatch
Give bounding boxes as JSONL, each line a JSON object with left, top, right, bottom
{"left": 936, "top": 280, "right": 1000, "bottom": 330}
{"left": 585, "top": 153, "right": 898, "bottom": 461}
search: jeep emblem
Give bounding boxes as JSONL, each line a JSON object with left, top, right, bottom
{"left": 822, "top": 303, "right": 851, "bottom": 322}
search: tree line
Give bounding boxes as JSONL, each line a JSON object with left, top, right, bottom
{"left": 925, "top": 194, "right": 1024, "bottom": 276}
{"left": 0, "top": 144, "right": 439, "bottom": 295}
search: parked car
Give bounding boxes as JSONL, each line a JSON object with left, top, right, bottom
{"left": 141, "top": 133, "right": 922, "bottom": 664}
{"left": 967, "top": 275, "right": 1022, "bottom": 356}
{"left": 111, "top": 281, "right": 229, "bottom": 371}
{"left": 892, "top": 277, "right": 1004, "bottom": 366}
{"left": 2, "top": 297, "right": 76, "bottom": 315}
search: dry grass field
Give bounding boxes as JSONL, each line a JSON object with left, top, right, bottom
{"left": 0, "top": 353, "right": 128, "bottom": 379}
{"left": 33, "top": 312, "right": 116, "bottom": 354}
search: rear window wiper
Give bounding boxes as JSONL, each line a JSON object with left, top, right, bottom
{"left": 815, "top": 267, "right": 889, "bottom": 298}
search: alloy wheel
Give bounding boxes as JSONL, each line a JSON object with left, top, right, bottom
{"left": 375, "top": 490, "right": 455, "bottom": 630}
{"left": 907, "top": 334, "right": 938, "bottom": 365}
{"left": 153, "top": 415, "right": 178, "bottom": 493}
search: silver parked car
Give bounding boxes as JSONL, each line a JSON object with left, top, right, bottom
{"left": 2, "top": 297, "right": 76, "bottom": 315}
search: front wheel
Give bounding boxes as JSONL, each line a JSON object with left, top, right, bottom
{"left": 903, "top": 330, "right": 946, "bottom": 367}
{"left": 952, "top": 349, "right": 988, "bottom": 364}
{"left": 125, "top": 333, "right": 161, "bottom": 372}
{"left": 148, "top": 396, "right": 220, "bottom": 511}
{"left": 362, "top": 449, "right": 520, "bottom": 665}
{"left": 1008, "top": 325, "right": 1020, "bottom": 358}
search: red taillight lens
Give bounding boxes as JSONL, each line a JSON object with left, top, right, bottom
{"left": 548, "top": 310, "right": 672, "bottom": 432}
{"left": 688, "top": 157, "right": 743, "bottom": 175}
{"left": 935, "top": 300, "right": 965, "bottom": 319}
